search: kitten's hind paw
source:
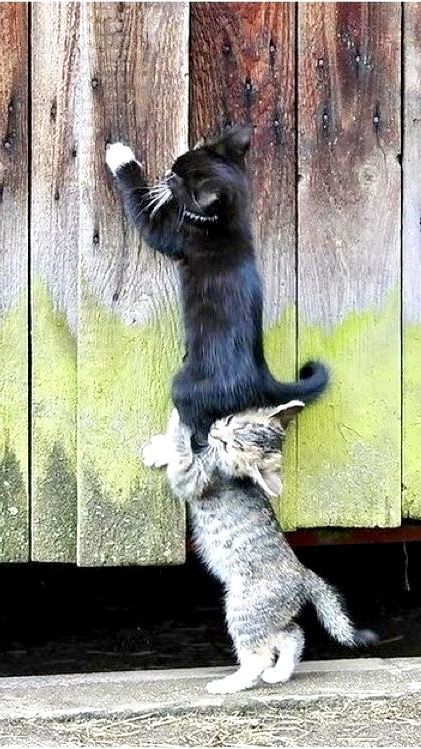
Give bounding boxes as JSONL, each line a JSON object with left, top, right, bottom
{"left": 206, "top": 676, "right": 254, "bottom": 694}
{"left": 206, "top": 678, "right": 239, "bottom": 694}
{"left": 106, "top": 142, "right": 137, "bottom": 175}
{"left": 261, "top": 663, "right": 294, "bottom": 684}
{"left": 141, "top": 435, "right": 171, "bottom": 468}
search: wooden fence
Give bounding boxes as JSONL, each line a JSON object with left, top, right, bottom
{"left": 0, "top": 2, "right": 420, "bottom": 566}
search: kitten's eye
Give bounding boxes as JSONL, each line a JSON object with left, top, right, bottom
{"left": 197, "top": 189, "right": 218, "bottom": 208}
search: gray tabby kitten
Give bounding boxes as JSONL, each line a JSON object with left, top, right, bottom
{"left": 143, "top": 404, "right": 374, "bottom": 694}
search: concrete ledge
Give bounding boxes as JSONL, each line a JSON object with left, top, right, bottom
{"left": 1, "top": 658, "right": 421, "bottom": 747}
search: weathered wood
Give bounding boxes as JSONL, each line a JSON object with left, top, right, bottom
{"left": 77, "top": 2, "right": 188, "bottom": 565}
{"left": 0, "top": 4, "right": 29, "bottom": 562}
{"left": 403, "top": 4, "right": 421, "bottom": 520}
{"left": 297, "top": 3, "right": 401, "bottom": 527}
{"left": 31, "top": 2, "right": 79, "bottom": 562}
{"left": 190, "top": 2, "right": 297, "bottom": 527}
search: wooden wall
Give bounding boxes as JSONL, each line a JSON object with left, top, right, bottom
{"left": 0, "top": 2, "right": 419, "bottom": 565}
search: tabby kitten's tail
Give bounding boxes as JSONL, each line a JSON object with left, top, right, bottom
{"left": 304, "top": 569, "right": 377, "bottom": 647}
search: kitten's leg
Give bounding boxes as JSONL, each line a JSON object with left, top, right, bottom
{"left": 206, "top": 646, "right": 273, "bottom": 694}
{"left": 261, "top": 625, "right": 304, "bottom": 684}
{"left": 106, "top": 143, "right": 183, "bottom": 259}
{"left": 166, "top": 414, "right": 213, "bottom": 500}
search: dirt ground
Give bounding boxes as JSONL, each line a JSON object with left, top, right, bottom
{"left": 0, "top": 541, "right": 420, "bottom": 677}
{"left": 1, "top": 694, "right": 420, "bottom": 747}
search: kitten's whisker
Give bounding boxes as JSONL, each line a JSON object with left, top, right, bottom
{"left": 148, "top": 184, "right": 167, "bottom": 195}
{"left": 136, "top": 190, "right": 166, "bottom": 219}
{"left": 139, "top": 195, "right": 161, "bottom": 214}
{"left": 150, "top": 187, "right": 172, "bottom": 218}
{"left": 141, "top": 184, "right": 170, "bottom": 211}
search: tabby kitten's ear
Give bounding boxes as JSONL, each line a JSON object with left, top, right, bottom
{"left": 208, "top": 125, "right": 252, "bottom": 162}
{"left": 249, "top": 401, "right": 304, "bottom": 497}
{"left": 267, "top": 400, "right": 305, "bottom": 429}
{"left": 251, "top": 464, "right": 282, "bottom": 498}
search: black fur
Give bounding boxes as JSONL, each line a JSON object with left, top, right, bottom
{"left": 109, "top": 126, "right": 329, "bottom": 440}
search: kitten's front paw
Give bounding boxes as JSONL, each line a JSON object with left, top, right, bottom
{"left": 141, "top": 435, "right": 170, "bottom": 468}
{"left": 167, "top": 408, "right": 180, "bottom": 431}
{"left": 106, "top": 142, "right": 136, "bottom": 175}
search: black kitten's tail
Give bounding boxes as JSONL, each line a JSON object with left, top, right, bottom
{"left": 265, "top": 360, "right": 329, "bottom": 405}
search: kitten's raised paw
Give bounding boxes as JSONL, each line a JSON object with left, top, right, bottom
{"left": 141, "top": 435, "right": 170, "bottom": 468}
{"left": 106, "top": 143, "right": 136, "bottom": 175}
{"left": 167, "top": 408, "right": 181, "bottom": 432}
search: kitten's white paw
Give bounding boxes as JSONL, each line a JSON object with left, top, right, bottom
{"left": 206, "top": 677, "right": 249, "bottom": 694}
{"left": 106, "top": 143, "right": 136, "bottom": 175}
{"left": 261, "top": 664, "right": 294, "bottom": 684}
{"left": 167, "top": 408, "right": 180, "bottom": 434}
{"left": 141, "top": 435, "right": 170, "bottom": 468}
{"left": 167, "top": 408, "right": 180, "bottom": 431}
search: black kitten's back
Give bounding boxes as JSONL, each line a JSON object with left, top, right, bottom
{"left": 106, "top": 131, "right": 329, "bottom": 438}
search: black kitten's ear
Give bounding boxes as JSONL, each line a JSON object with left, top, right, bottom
{"left": 267, "top": 400, "right": 305, "bottom": 428}
{"left": 208, "top": 125, "right": 252, "bottom": 161}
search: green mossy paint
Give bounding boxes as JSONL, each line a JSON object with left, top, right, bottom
{"left": 0, "top": 443, "right": 28, "bottom": 561}
{"left": 78, "top": 467, "right": 184, "bottom": 566}
{"left": 31, "top": 281, "right": 77, "bottom": 561}
{"left": 32, "top": 443, "right": 77, "bottom": 561}
{"left": 26, "top": 281, "right": 406, "bottom": 563}
{"left": 403, "top": 323, "right": 421, "bottom": 519}
{"left": 0, "top": 298, "right": 28, "bottom": 561}
{"left": 296, "top": 291, "right": 401, "bottom": 529}
{"left": 77, "top": 293, "right": 185, "bottom": 565}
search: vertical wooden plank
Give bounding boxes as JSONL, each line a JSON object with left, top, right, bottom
{"left": 297, "top": 3, "right": 401, "bottom": 527}
{"left": 190, "top": 2, "right": 297, "bottom": 527}
{"left": 31, "top": 2, "right": 79, "bottom": 561}
{"left": 77, "top": 3, "right": 188, "bottom": 565}
{"left": 403, "top": 4, "right": 421, "bottom": 519}
{"left": 0, "top": 4, "right": 28, "bottom": 562}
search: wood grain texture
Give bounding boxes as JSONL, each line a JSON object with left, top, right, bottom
{"left": 190, "top": 2, "right": 298, "bottom": 527}
{"left": 297, "top": 3, "right": 401, "bottom": 527}
{"left": 0, "top": 3, "right": 28, "bottom": 562}
{"left": 77, "top": 2, "right": 188, "bottom": 565}
{"left": 31, "top": 2, "right": 79, "bottom": 562}
{"left": 402, "top": 4, "right": 421, "bottom": 519}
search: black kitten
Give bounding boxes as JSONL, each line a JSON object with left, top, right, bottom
{"left": 106, "top": 127, "right": 328, "bottom": 442}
